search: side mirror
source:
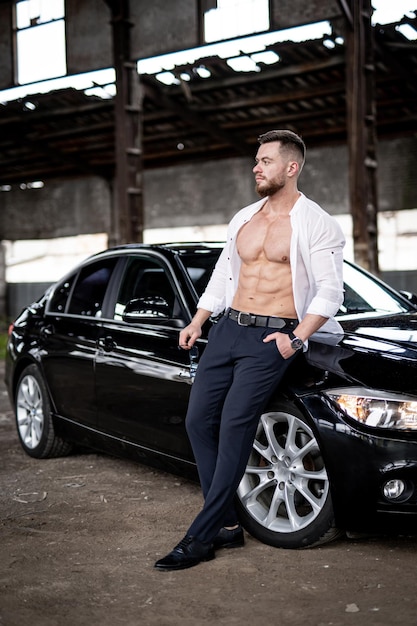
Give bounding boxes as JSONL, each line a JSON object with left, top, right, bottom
{"left": 122, "top": 296, "right": 170, "bottom": 322}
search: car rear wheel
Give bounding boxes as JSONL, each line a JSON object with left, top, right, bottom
{"left": 236, "top": 401, "right": 342, "bottom": 548}
{"left": 15, "top": 364, "right": 73, "bottom": 458}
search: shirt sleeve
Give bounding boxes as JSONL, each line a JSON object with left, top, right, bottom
{"left": 197, "top": 244, "right": 229, "bottom": 315}
{"left": 304, "top": 216, "right": 345, "bottom": 318}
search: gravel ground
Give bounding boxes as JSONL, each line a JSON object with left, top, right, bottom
{"left": 1, "top": 362, "right": 417, "bottom": 626}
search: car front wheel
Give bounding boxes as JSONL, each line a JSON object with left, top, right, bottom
{"left": 236, "top": 401, "right": 342, "bottom": 548}
{"left": 15, "top": 364, "right": 73, "bottom": 459}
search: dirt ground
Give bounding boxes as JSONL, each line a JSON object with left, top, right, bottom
{"left": 1, "top": 363, "right": 417, "bottom": 626}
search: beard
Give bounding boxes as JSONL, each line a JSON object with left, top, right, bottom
{"left": 255, "top": 178, "right": 285, "bottom": 198}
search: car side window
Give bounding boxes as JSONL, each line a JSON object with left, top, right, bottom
{"left": 67, "top": 258, "right": 117, "bottom": 317}
{"left": 113, "top": 257, "right": 179, "bottom": 321}
{"left": 49, "top": 274, "right": 77, "bottom": 313}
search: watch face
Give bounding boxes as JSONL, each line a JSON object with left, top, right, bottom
{"left": 291, "top": 337, "right": 303, "bottom": 350}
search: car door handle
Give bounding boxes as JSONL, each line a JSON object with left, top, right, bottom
{"left": 97, "top": 336, "right": 116, "bottom": 351}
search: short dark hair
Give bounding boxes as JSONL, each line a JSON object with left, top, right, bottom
{"left": 258, "top": 130, "right": 306, "bottom": 170}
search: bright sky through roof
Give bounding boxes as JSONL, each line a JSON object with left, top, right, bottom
{"left": 0, "top": 0, "right": 415, "bottom": 104}
{"left": 372, "top": 0, "right": 417, "bottom": 24}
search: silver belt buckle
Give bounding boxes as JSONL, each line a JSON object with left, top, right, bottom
{"left": 237, "top": 311, "right": 252, "bottom": 326}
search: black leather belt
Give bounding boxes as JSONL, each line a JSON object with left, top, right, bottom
{"left": 225, "top": 308, "right": 297, "bottom": 330}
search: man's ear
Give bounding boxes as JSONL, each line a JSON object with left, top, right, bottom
{"left": 287, "top": 160, "right": 299, "bottom": 177}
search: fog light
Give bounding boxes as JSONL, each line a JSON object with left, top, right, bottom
{"left": 383, "top": 479, "right": 406, "bottom": 500}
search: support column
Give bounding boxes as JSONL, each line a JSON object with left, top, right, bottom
{"left": 344, "top": 0, "right": 379, "bottom": 274}
{"left": 110, "top": 0, "right": 144, "bottom": 245}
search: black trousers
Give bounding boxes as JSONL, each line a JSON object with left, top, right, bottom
{"left": 185, "top": 315, "right": 297, "bottom": 544}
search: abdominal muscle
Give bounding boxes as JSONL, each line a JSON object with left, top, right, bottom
{"left": 231, "top": 214, "right": 297, "bottom": 318}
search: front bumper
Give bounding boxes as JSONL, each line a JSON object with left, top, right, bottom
{"left": 300, "top": 393, "right": 417, "bottom": 534}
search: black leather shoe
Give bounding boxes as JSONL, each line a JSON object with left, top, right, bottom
{"left": 213, "top": 525, "right": 245, "bottom": 550}
{"left": 154, "top": 535, "right": 215, "bottom": 571}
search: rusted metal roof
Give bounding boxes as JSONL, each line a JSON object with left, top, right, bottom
{"left": 0, "top": 15, "right": 416, "bottom": 185}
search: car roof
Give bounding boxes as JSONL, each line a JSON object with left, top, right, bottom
{"left": 108, "top": 242, "right": 224, "bottom": 253}
{"left": 83, "top": 241, "right": 224, "bottom": 263}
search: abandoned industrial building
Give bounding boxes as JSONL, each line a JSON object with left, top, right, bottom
{"left": 0, "top": 0, "right": 416, "bottom": 318}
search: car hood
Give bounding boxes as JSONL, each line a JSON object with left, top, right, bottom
{"left": 341, "top": 311, "right": 417, "bottom": 345}
{"left": 306, "top": 312, "right": 417, "bottom": 394}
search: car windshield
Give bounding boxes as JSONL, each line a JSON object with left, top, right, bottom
{"left": 338, "top": 261, "right": 415, "bottom": 318}
{"left": 179, "top": 249, "right": 222, "bottom": 295}
{"left": 179, "top": 249, "right": 414, "bottom": 317}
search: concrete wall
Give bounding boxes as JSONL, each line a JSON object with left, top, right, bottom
{"left": 144, "top": 157, "right": 256, "bottom": 230}
{"left": 0, "top": 177, "right": 111, "bottom": 241}
{"left": 144, "top": 136, "right": 417, "bottom": 226}
{"left": 2, "top": 136, "right": 417, "bottom": 319}
{"left": 1, "top": 137, "right": 416, "bottom": 240}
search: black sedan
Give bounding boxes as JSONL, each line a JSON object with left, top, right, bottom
{"left": 6, "top": 243, "right": 417, "bottom": 549}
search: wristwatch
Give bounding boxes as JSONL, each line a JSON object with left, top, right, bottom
{"left": 289, "top": 332, "right": 304, "bottom": 351}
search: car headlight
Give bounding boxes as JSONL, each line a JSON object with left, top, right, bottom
{"left": 325, "top": 387, "right": 417, "bottom": 430}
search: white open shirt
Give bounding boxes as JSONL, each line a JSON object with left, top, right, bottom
{"left": 198, "top": 193, "right": 346, "bottom": 339}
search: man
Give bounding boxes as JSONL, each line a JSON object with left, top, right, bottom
{"left": 155, "top": 129, "right": 345, "bottom": 571}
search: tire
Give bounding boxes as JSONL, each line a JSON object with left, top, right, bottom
{"left": 15, "top": 364, "right": 73, "bottom": 459}
{"left": 236, "top": 400, "right": 342, "bottom": 549}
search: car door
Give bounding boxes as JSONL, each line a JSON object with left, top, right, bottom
{"left": 40, "top": 256, "right": 118, "bottom": 426}
{"left": 95, "top": 253, "right": 201, "bottom": 461}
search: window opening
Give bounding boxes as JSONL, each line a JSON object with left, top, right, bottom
{"left": 204, "top": 0, "right": 270, "bottom": 43}
{"left": 15, "top": 0, "right": 66, "bottom": 84}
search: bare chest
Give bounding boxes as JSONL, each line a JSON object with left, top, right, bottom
{"left": 237, "top": 214, "right": 292, "bottom": 264}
